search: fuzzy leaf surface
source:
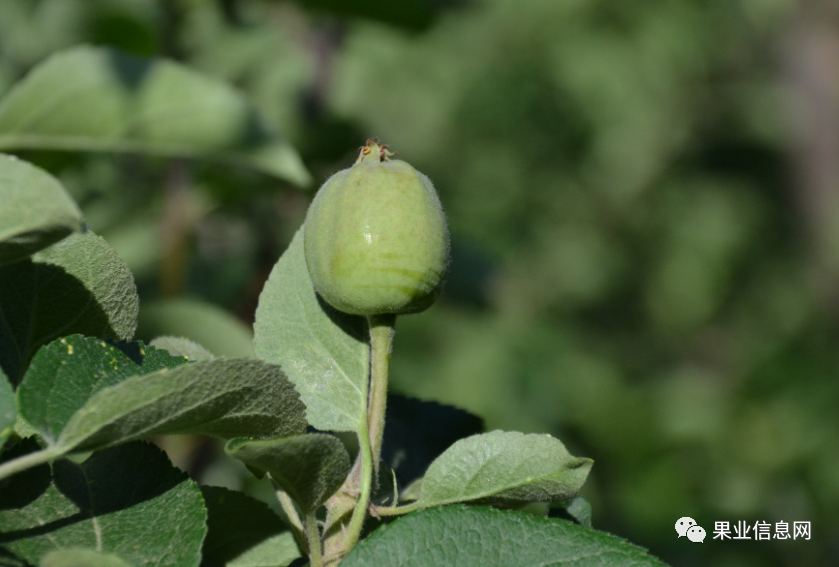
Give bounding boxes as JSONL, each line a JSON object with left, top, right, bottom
{"left": 226, "top": 433, "right": 351, "bottom": 512}
{"left": 341, "top": 506, "right": 668, "bottom": 567}
{"left": 0, "top": 368, "right": 14, "bottom": 449}
{"left": 0, "top": 442, "right": 206, "bottom": 567}
{"left": 0, "top": 153, "right": 82, "bottom": 265}
{"left": 17, "top": 335, "right": 188, "bottom": 445}
{"left": 417, "top": 431, "right": 593, "bottom": 508}
{"left": 56, "top": 358, "right": 307, "bottom": 453}
{"left": 40, "top": 549, "right": 134, "bottom": 567}
{"left": 201, "top": 486, "right": 301, "bottom": 567}
{"left": 254, "top": 228, "right": 369, "bottom": 433}
{"left": 0, "top": 47, "right": 310, "bottom": 186}
{"left": 0, "top": 231, "right": 139, "bottom": 386}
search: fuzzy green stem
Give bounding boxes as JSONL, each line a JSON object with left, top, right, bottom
{"left": 341, "top": 420, "right": 373, "bottom": 555}
{"left": 367, "top": 314, "right": 395, "bottom": 476}
{"left": 306, "top": 512, "right": 323, "bottom": 567}
{"left": 0, "top": 446, "right": 62, "bottom": 483}
{"left": 276, "top": 489, "right": 307, "bottom": 553}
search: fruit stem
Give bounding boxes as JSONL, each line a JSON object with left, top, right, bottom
{"left": 306, "top": 511, "right": 323, "bottom": 567}
{"left": 341, "top": 419, "right": 373, "bottom": 557}
{"left": 367, "top": 314, "right": 396, "bottom": 477}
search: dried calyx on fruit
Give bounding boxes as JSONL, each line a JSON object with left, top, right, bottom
{"left": 304, "top": 139, "right": 449, "bottom": 316}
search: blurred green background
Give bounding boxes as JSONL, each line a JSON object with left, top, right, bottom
{"left": 2, "top": 0, "right": 839, "bottom": 565}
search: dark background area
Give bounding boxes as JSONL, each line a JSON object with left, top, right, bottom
{"left": 2, "top": 1, "right": 838, "bottom": 565}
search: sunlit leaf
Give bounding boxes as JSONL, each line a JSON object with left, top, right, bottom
{"left": 0, "top": 46, "right": 311, "bottom": 186}
{"left": 0, "top": 153, "right": 82, "bottom": 265}
{"left": 416, "top": 431, "right": 592, "bottom": 508}
{"left": 254, "top": 228, "right": 369, "bottom": 433}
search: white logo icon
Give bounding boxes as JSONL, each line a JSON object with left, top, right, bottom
{"left": 687, "top": 525, "right": 706, "bottom": 543}
{"left": 675, "top": 517, "right": 697, "bottom": 538}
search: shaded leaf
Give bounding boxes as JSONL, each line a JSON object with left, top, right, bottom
{"left": 0, "top": 442, "right": 206, "bottom": 567}
{"left": 340, "top": 506, "right": 667, "bottom": 567}
{"left": 150, "top": 336, "right": 215, "bottom": 362}
{"left": 138, "top": 298, "right": 254, "bottom": 358}
{"left": 201, "top": 486, "right": 301, "bottom": 567}
{"left": 56, "top": 358, "right": 307, "bottom": 453}
{"left": 17, "top": 335, "right": 188, "bottom": 445}
{"left": 382, "top": 394, "right": 483, "bottom": 489}
{"left": 0, "top": 153, "right": 82, "bottom": 265}
{"left": 254, "top": 228, "right": 369, "bottom": 433}
{"left": 550, "top": 496, "right": 593, "bottom": 528}
{"left": 40, "top": 549, "right": 133, "bottom": 567}
{"left": 0, "top": 369, "right": 14, "bottom": 449}
{"left": 417, "top": 431, "right": 592, "bottom": 508}
{"left": 0, "top": 231, "right": 139, "bottom": 386}
{"left": 0, "top": 438, "right": 52, "bottom": 511}
{"left": 226, "top": 433, "right": 350, "bottom": 512}
{"left": 0, "top": 46, "right": 310, "bottom": 186}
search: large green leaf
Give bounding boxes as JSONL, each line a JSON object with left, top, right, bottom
{"left": 201, "top": 486, "right": 301, "bottom": 567}
{"left": 0, "top": 231, "right": 139, "bottom": 386}
{"left": 0, "top": 442, "right": 206, "bottom": 567}
{"left": 138, "top": 298, "right": 255, "bottom": 358}
{"left": 40, "top": 549, "right": 133, "bottom": 567}
{"left": 17, "top": 335, "right": 188, "bottom": 445}
{"left": 254, "top": 228, "right": 369, "bottom": 433}
{"left": 0, "top": 46, "right": 310, "bottom": 186}
{"left": 55, "top": 358, "right": 307, "bottom": 453}
{"left": 226, "top": 433, "right": 351, "bottom": 512}
{"left": 0, "top": 368, "right": 14, "bottom": 449}
{"left": 0, "top": 153, "right": 83, "bottom": 265}
{"left": 340, "top": 506, "right": 668, "bottom": 567}
{"left": 416, "top": 431, "right": 593, "bottom": 508}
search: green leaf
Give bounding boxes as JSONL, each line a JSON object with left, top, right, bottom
{"left": 137, "top": 298, "right": 255, "bottom": 358}
{"left": 17, "top": 335, "right": 189, "bottom": 445}
{"left": 149, "top": 336, "right": 215, "bottom": 362}
{"left": 0, "top": 153, "right": 83, "bottom": 265}
{"left": 226, "top": 433, "right": 351, "bottom": 512}
{"left": 55, "top": 358, "right": 307, "bottom": 453}
{"left": 0, "top": 368, "right": 15, "bottom": 449}
{"left": 0, "top": 231, "right": 139, "bottom": 386}
{"left": 0, "top": 46, "right": 311, "bottom": 186}
{"left": 201, "top": 486, "right": 301, "bottom": 567}
{"left": 40, "top": 549, "right": 133, "bottom": 567}
{"left": 416, "top": 431, "right": 593, "bottom": 508}
{"left": 552, "top": 496, "right": 593, "bottom": 528}
{"left": 254, "top": 228, "right": 369, "bottom": 433}
{"left": 341, "top": 506, "right": 668, "bottom": 567}
{"left": 0, "top": 442, "right": 207, "bottom": 567}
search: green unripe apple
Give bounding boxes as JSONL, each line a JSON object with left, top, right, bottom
{"left": 304, "top": 140, "right": 449, "bottom": 316}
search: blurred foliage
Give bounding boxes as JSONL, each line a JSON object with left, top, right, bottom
{"left": 2, "top": 0, "right": 838, "bottom": 565}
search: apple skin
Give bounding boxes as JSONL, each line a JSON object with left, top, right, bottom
{"left": 304, "top": 143, "right": 449, "bottom": 316}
